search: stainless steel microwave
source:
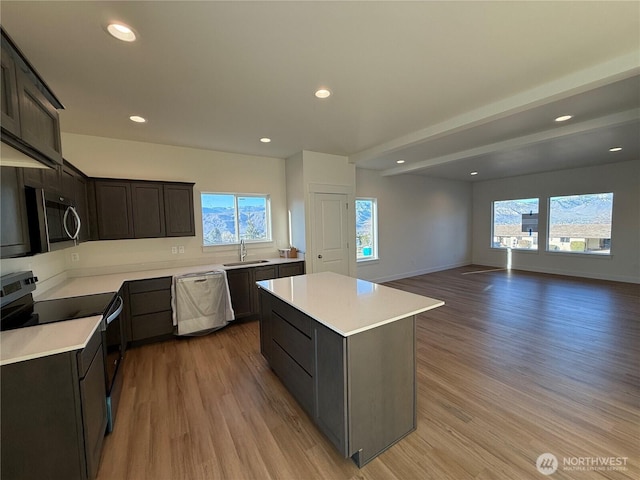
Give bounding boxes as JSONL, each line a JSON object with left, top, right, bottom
{"left": 25, "top": 187, "right": 81, "bottom": 253}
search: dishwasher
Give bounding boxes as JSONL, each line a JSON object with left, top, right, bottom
{"left": 172, "top": 270, "right": 235, "bottom": 336}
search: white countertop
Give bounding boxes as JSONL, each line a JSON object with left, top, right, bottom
{"left": 0, "top": 316, "right": 102, "bottom": 366}
{"left": 257, "top": 272, "right": 444, "bottom": 336}
{"left": 36, "top": 257, "right": 305, "bottom": 300}
{"left": 2, "top": 257, "right": 304, "bottom": 365}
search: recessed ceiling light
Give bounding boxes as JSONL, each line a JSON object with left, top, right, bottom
{"left": 107, "top": 23, "right": 137, "bottom": 42}
{"left": 609, "top": 147, "right": 622, "bottom": 152}
{"left": 396, "top": 160, "right": 405, "bottom": 164}
{"left": 555, "top": 115, "right": 573, "bottom": 122}
{"left": 470, "top": 171, "right": 479, "bottom": 176}
{"left": 315, "top": 89, "right": 331, "bottom": 99}
{"left": 129, "top": 115, "right": 146, "bottom": 123}
{"left": 260, "top": 137, "right": 271, "bottom": 143}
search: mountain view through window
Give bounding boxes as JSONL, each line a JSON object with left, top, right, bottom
{"left": 202, "top": 193, "right": 270, "bottom": 246}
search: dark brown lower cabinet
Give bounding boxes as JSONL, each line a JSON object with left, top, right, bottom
{"left": 226, "top": 268, "right": 254, "bottom": 318}
{"left": 125, "top": 276, "right": 174, "bottom": 345}
{"left": 259, "top": 288, "right": 416, "bottom": 468}
{"left": 0, "top": 327, "right": 107, "bottom": 480}
{"left": 228, "top": 261, "right": 305, "bottom": 320}
{"left": 121, "top": 261, "right": 305, "bottom": 345}
{"left": 277, "top": 261, "right": 305, "bottom": 278}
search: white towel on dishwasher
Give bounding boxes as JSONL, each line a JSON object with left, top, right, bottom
{"left": 171, "top": 270, "right": 235, "bottom": 336}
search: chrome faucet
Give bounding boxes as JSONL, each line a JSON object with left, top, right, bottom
{"left": 240, "top": 239, "right": 247, "bottom": 262}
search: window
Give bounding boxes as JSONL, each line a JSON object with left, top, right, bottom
{"left": 356, "top": 198, "right": 378, "bottom": 261}
{"left": 492, "top": 198, "right": 539, "bottom": 250}
{"left": 201, "top": 193, "right": 271, "bottom": 246}
{"left": 548, "top": 192, "right": 613, "bottom": 255}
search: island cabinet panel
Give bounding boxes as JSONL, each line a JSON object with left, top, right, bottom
{"left": 259, "top": 287, "right": 417, "bottom": 467}
{"left": 314, "top": 322, "right": 348, "bottom": 456}
{"left": 346, "top": 316, "right": 416, "bottom": 466}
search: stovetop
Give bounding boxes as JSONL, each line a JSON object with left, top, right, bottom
{"left": 1, "top": 292, "right": 116, "bottom": 332}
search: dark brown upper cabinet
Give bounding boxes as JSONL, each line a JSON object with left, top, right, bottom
{"left": 164, "top": 183, "right": 195, "bottom": 237}
{"left": 1, "top": 28, "right": 64, "bottom": 168}
{"left": 94, "top": 180, "right": 135, "bottom": 240}
{"left": 91, "top": 178, "right": 194, "bottom": 241}
{"left": 1, "top": 44, "right": 21, "bottom": 137}
{"left": 15, "top": 68, "right": 63, "bottom": 165}
{"left": 131, "top": 182, "right": 166, "bottom": 238}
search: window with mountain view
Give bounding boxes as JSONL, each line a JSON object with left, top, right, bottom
{"left": 356, "top": 198, "right": 378, "bottom": 261}
{"left": 548, "top": 193, "right": 613, "bottom": 255}
{"left": 201, "top": 193, "right": 271, "bottom": 246}
{"left": 492, "top": 198, "right": 539, "bottom": 250}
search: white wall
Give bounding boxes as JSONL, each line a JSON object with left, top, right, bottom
{"left": 472, "top": 160, "right": 640, "bottom": 283}
{"left": 285, "top": 151, "right": 305, "bottom": 254}
{"left": 0, "top": 133, "right": 289, "bottom": 282}
{"left": 286, "top": 151, "right": 357, "bottom": 275}
{"left": 303, "top": 151, "right": 356, "bottom": 275}
{"left": 356, "top": 169, "right": 472, "bottom": 282}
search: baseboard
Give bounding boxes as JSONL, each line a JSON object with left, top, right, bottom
{"left": 472, "top": 261, "right": 640, "bottom": 284}
{"left": 368, "top": 261, "right": 472, "bottom": 284}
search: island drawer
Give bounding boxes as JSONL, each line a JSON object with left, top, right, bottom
{"left": 272, "top": 311, "right": 313, "bottom": 375}
{"left": 271, "top": 296, "right": 311, "bottom": 337}
{"left": 271, "top": 341, "right": 313, "bottom": 415}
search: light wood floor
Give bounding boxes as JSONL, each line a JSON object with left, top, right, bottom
{"left": 96, "top": 266, "right": 639, "bottom": 480}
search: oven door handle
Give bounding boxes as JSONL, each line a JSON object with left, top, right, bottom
{"left": 105, "top": 295, "right": 124, "bottom": 325}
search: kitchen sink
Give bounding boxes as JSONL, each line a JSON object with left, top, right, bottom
{"left": 222, "top": 259, "right": 271, "bottom": 267}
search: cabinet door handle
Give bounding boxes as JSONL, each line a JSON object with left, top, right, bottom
{"left": 317, "top": 254, "right": 323, "bottom": 259}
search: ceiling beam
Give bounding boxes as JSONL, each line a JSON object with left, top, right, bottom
{"left": 379, "top": 108, "right": 640, "bottom": 177}
{"left": 350, "top": 52, "right": 640, "bottom": 166}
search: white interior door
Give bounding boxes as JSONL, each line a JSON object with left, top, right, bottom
{"left": 312, "top": 192, "right": 350, "bottom": 275}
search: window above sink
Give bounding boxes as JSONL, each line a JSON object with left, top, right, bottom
{"left": 201, "top": 192, "right": 272, "bottom": 246}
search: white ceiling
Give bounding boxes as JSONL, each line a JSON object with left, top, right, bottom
{"left": 1, "top": 1, "right": 639, "bottom": 182}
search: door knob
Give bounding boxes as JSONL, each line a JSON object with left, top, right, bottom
{"left": 318, "top": 254, "right": 323, "bottom": 259}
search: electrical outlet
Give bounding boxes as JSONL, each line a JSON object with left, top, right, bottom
{"left": 171, "top": 246, "right": 178, "bottom": 254}
{"left": 178, "top": 246, "right": 185, "bottom": 254}
{"left": 71, "top": 253, "right": 80, "bottom": 262}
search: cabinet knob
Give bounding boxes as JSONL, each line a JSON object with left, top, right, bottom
{"left": 317, "top": 254, "right": 323, "bottom": 259}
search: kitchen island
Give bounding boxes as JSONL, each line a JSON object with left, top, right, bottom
{"left": 257, "top": 272, "right": 444, "bottom": 467}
